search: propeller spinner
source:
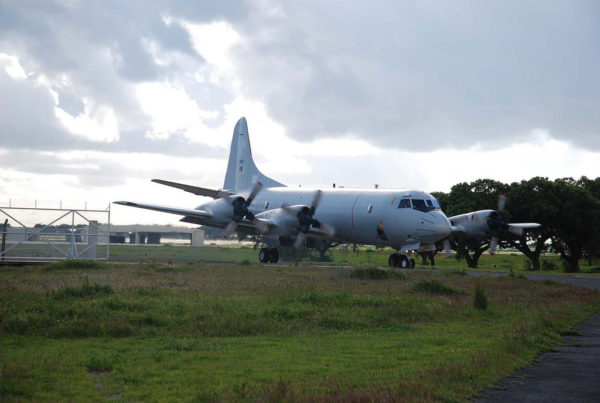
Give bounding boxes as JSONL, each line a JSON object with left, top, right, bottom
{"left": 221, "top": 182, "right": 268, "bottom": 237}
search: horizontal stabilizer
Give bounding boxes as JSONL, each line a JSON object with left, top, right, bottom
{"left": 152, "top": 179, "right": 229, "bottom": 199}
{"left": 113, "top": 201, "right": 212, "bottom": 219}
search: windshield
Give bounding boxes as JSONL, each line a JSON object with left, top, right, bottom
{"left": 412, "top": 198, "right": 439, "bottom": 212}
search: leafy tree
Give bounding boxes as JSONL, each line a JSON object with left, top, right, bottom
{"left": 505, "top": 177, "right": 557, "bottom": 270}
{"left": 442, "top": 179, "right": 510, "bottom": 268}
{"left": 550, "top": 178, "right": 600, "bottom": 272}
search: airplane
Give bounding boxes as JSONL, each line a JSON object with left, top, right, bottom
{"left": 115, "top": 117, "right": 538, "bottom": 267}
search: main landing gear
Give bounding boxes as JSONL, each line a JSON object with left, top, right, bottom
{"left": 259, "top": 247, "right": 279, "bottom": 264}
{"left": 388, "top": 253, "right": 415, "bottom": 269}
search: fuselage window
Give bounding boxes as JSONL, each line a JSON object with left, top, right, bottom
{"left": 398, "top": 199, "right": 411, "bottom": 208}
{"left": 367, "top": 204, "right": 373, "bottom": 214}
{"left": 264, "top": 201, "right": 269, "bottom": 209}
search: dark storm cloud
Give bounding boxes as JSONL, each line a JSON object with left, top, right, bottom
{"left": 233, "top": 1, "right": 600, "bottom": 150}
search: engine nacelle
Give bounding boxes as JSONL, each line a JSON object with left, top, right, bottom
{"left": 449, "top": 209, "right": 495, "bottom": 238}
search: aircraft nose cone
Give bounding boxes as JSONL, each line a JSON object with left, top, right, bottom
{"left": 432, "top": 211, "right": 452, "bottom": 240}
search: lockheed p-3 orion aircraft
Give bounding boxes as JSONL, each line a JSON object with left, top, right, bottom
{"left": 115, "top": 117, "right": 536, "bottom": 267}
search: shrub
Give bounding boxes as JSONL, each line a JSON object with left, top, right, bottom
{"left": 473, "top": 284, "right": 488, "bottom": 310}
{"left": 55, "top": 278, "right": 113, "bottom": 299}
{"left": 523, "top": 259, "right": 533, "bottom": 271}
{"left": 412, "top": 280, "right": 462, "bottom": 295}
{"left": 541, "top": 260, "right": 558, "bottom": 271}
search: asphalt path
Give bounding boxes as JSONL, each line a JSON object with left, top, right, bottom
{"left": 470, "top": 271, "right": 600, "bottom": 402}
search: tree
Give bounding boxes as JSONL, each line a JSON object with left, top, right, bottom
{"left": 443, "top": 179, "right": 509, "bottom": 268}
{"left": 550, "top": 178, "right": 600, "bottom": 272}
{"left": 576, "top": 176, "right": 600, "bottom": 265}
{"left": 505, "top": 177, "right": 557, "bottom": 270}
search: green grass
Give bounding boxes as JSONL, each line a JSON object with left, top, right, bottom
{"left": 0, "top": 262, "right": 598, "bottom": 401}
{"left": 105, "top": 244, "right": 600, "bottom": 276}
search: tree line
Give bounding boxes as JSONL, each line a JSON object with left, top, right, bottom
{"left": 431, "top": 176, "right": 600, "bottom": 272}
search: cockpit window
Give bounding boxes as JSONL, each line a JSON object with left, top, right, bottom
{"left": 432, "top": 198, "right": 441, "bottom": 209}
{"left": 412, "top": 199, "right": 427, "bottom": 211}
{"left": 398, "top": 199, "right": 411, "bottom": 208}
{"left": 412, "top": 198, "right": 439, "bottom": 212}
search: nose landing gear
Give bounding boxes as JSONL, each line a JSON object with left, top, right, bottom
{"left": 259, "top": 247, "right": 280, "bottom": 264}
{"left": 388, "top": 253, "right": 415, "bottom": 269}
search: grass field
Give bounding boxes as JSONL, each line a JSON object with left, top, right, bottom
{"left": 107, "top": 243, "right": 600, "bottom": 276}
{"left": 1, "top": 260, "right": 598, "bottom": 401}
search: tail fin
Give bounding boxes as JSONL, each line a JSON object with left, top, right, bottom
{"left": 223, "top": 117, "right": 285, "bottom": 191}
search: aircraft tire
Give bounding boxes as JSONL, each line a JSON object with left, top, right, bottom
{"left": 268, "top": 248, "right": 279, "bottom": 263}
{"left": 410, "top": 258, "right": 416, "bottom": 269}
{"left": 388, "top": 254, "right": 400, "bottom": 268}
{"left": 259, "top": 248, "right": 269, "bottom": 263}
{"left": 399, "top": 255, "right": 409, "bottom": 269}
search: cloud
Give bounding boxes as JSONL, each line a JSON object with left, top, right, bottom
{"left": 232, "top": 1, "right": 600, "bottom": 150}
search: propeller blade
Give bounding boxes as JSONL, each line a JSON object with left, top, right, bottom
{"left": 310, "top": 190, "right": 322, "bottom": 214}
{"left": 245, "top": 181, "right": 263, "bottom": 206}
{"left": 293, "top": 232, "right": 306, "bottom": 250}
{"left": 252, "top": 218, "right": 269, "bottom": 235}
{"left": 497, "top": 194, "right": 506, "bottom": 213}
{"left": 221, "top": 221, "right": 237, "bottom": 238}
{"left": 489, "top": 236, "right": 498, "bottom": 255}
{"left": 217, "top": 190, "right": 234, "bottom": 204}
{"left": 443, "top": 239, "right": 451, "bottom": 257}
{"left": 320, "top": 223, "right": 336, "bottom": 237}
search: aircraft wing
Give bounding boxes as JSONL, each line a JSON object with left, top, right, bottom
{"left": 151, "top": 179, "right": 230, "bottom": 199}
{"left": 113, "top": 201, "right": 212, "bottom": 219}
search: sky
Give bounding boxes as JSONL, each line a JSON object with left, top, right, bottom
{"left": 1, "top": 0, "right": 599, "bottom": 225}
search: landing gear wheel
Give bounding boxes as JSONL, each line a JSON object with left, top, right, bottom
{"left": 388, "top": 254, "right": 400, "bottom": 268}
{"left": 409, "top": 258, "right": 416, "bottom": 269}
{"left": 259, "top": 248, "right": 269, "bottom": 263}
{"left": 399, "top": 255, "right": 409, "bottom": 269}
{"left": 268, "top": 248, "right": 279, "bottom": 263}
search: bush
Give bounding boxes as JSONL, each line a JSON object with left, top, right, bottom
{"left": 473, "top": 284, "right": 488, "bottom": 310}
{"left": 412, "top": 280, "right": 462, "bottom": 295}
{"left": 523, "top": 259, "right": 533, "bottom": 271}
{"left": 55, "top": 278, "right": 113, "bottom": 299}
{"left": 541, "top": 260, "right": 558, "bottom": 271}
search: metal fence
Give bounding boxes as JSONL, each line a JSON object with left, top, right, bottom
{"left": 0, "top": 204, "right": 110, "bottom": 263}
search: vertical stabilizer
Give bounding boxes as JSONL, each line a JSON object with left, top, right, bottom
{"left": 223, "top": 117, "right": 285, "bottom": 191}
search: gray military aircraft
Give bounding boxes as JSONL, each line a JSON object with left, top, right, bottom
{"left": 115, "top": 117, "right": 537, "bottom": 267}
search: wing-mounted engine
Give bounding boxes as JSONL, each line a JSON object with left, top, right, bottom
{"left": 448, "top": 195, "right": 541, "bottom": 254}
{"left": 212, "top": 182, "right": 269, "bottom": 237}
{"left": 256, "top": 190, "right": 335, "bottom": 249}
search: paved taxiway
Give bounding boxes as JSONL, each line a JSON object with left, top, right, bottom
{"left": 471, "top": 272, "right": 600, "bottom": 402}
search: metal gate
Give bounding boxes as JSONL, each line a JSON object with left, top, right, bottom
{"left": 0, "top": 203, "right": 110, "bottom": 263}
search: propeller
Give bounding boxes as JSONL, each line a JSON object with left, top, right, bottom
{"left": 282, "top": 190, "right": 334, "bottom": 249}
{"left": 487, "top": 194, "right": 509, "bottom": 254}
{"left": 443, "top": 239, "right": 452, "bottom": 257}
{"left": 220, "top": 182, "right": 268, "bottom": 238}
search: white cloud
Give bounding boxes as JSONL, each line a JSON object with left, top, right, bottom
{"left": 0, "top": 53, "right": 27, "bottom": 80}
{"left": 54, "top": 98, "right": 120, "bottom": 143}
